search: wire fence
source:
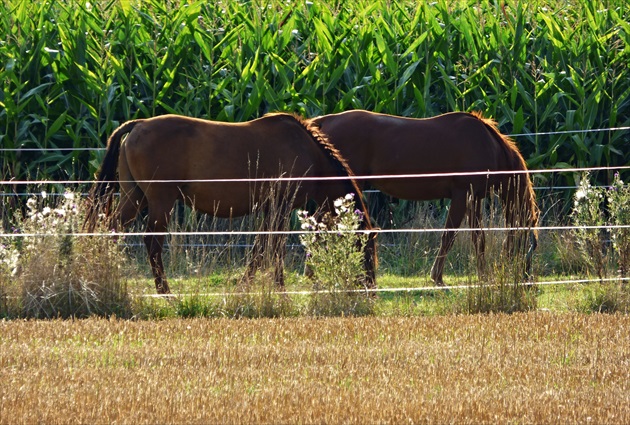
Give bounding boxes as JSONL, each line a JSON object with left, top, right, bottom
{"left": 1, "top": 224, "right": 629, "bottom": 239}
{"left": 137, "top": 276, "right": 630, "bottom": 298}
{"left": 1, "top": 165, "right": 629, "bottom": 239}
{"left": 1, "top": 165, "right": 630, "bottom": 186}
{"left": 2, "top": 126, "right": 629, "bottom": 294}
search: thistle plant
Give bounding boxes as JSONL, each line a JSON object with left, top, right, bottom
{"left": 298, "top": 194, "right": 373, "bottom": 316}
{"left": 607, "top": 173, "right": 630, "bottom": 277}
{"left": 0, "top": 238, "right": 19, "bottom": 278}
{"left": 570, "top": 173, "right": 630, "bottom": 312}
{"left": 570, "top": 174, "right": 607, "bottom": 280}
{"left": 11, "top": 191, "right": 131, "bottom": 318}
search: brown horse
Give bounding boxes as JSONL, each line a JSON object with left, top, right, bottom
{"left": 85, "top": 113, "right": 376, "bottom": 294}
{"left": 310, "top": 110, "right": 539, "bottom": 285}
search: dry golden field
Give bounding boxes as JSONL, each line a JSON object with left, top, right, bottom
{"left": 1, "top": 313, "right": 629, "bottom": 424}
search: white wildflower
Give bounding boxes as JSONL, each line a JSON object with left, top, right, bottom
{"left": 574, "top": 188, "right": 587, "bottom": 201}
{"left": 26, "top": 199, "right": 38, "bottom": 218}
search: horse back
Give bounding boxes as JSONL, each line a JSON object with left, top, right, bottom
{"left": 313, "top": 110, "right": 527, "bottom": 200}
{"left": 117, "top": 113, "right": 357, "bottom": 216}
{"left": 316, "top": 110, "right": 500, "bottom": 165}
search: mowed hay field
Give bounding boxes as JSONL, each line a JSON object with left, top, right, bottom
{"left": 1, "top": 313, "right": 629, "bottom": 424}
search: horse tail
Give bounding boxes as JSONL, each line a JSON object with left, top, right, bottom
{"left": 84, "top": 120, "right": 142, "bottom": 231}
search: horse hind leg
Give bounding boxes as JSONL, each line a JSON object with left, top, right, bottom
{"left": 144, "top": 200, "right": 175, "bottom": 294}
{"left": 430, "top": 191, "right": 467, "bottom": 286}
{"left": 115, "top": 183, "right": 147, "bottom": 231}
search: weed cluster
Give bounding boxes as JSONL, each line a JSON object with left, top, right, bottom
{"left": 461, "top": 196, "right": 538, "bottom": 314}
{"left": 572, "top": 173, "right": 630, "bottom": 277}
{"left": 0, "top": 191, "right": 131, "bottom": 318}
{"left": 570, "top": 173, "right": 630, "bottom": 312}
{"left": 298, "top": 194, "right": 374, "bottom": 316}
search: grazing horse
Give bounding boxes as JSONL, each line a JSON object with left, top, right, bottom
{"left": 85, "top": 113, "right": 375, "bottom": 294}
{"left": 310, "top": 110, "right": 539, "bottom": 285}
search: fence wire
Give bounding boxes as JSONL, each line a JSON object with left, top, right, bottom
{"left": 1, "top": 124, "right": 628, "bottom": 153}
{"left": 1, "top": 165, "right": 630, "bottom": 186}
{"left": 1, "top": 164, "right": 629, "bottom": 293}
{"left": 138, "top": 277, "right": 630, "bottom": 298}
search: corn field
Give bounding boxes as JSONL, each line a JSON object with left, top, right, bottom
{"left": 1, "top": 0, "right": 629, "bottom": 184}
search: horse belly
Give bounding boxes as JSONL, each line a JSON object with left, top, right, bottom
{"left": 181, "top": 182, "right": 255, "bottom": 218}
{"left": 372, "top": 177, "right": 452, "bottom": 201}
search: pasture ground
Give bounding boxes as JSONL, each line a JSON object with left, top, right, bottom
{"left": 1, "top": 313, "right": 628, "bottom": 424}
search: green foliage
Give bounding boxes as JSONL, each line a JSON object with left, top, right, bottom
{"left": 570, "top": 173, "right": 630, "bottom": 279}
{"left": 1, "top": 0, "right": 628, "bottom": 184}
{"left": 607, "top": 173, "right": 630, "bottom": 276}
{"left": 580, "top": 282, "right": 630, "bottom": 314}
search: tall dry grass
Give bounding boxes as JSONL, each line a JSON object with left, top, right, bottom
{"left": 1, "top": 314, "right": 628, "bottom": 424}
{"left": 1, "top": 191, "right": 131, "bottom": 318}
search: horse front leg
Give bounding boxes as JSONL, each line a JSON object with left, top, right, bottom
{"left": 271, "top": 231, "right": 286, "bottom": 288}
{"left": 244, "top": 204, "right": 288, "bottom": 288}
{"left": 145, "top": 233, "right": 169, "bottom": 294}
{"left": 359, "top": 220, "right": 378, "bottom": 290}
{"left": 244, "top": 232, "right": 266, "bottom": 283}
{"left": 270, "top": 200, "right": 292, "bottom": 289}
{"left": 524, "top": 231, "right": 538, "bottom": 281}
{"left": 430, "top": 192, "right": 467, "bottom": 286}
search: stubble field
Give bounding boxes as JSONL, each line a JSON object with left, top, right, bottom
{"left": 1, "top": 313, "right": 629, "bottom": 424}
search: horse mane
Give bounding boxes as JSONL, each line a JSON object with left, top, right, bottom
{"left": 470, "top": 111, "right": 540, "bottom": 229}
{"left": 263, "top": 112, "right": 372, "bottom": 229}
{"left": 264, "top": 113, "right": 355, "bottom": 176}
